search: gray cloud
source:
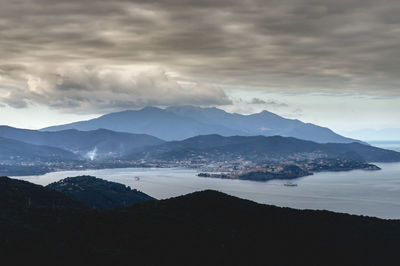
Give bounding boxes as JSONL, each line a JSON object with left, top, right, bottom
{"left": 0, "top": 65, "right": 231, "bottom": 112}
{"left": 251, "top": 98, "right": 288, "bottom": 107}
{"left": 251, "top": 98, "right": 267, "bottom": 105}
{"left": 1, "top": 0, "right": 400, "bottom": 112}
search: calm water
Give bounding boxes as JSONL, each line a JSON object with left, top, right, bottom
{"left": 15, "top": 161, "right": 400, "bottom": 219}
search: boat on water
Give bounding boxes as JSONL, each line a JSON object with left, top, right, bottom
{"left": 284, "top": 181, "right": 298, "bottom": 187}
{"left": 134, "top": 176, "right": 140, "bottom": 181}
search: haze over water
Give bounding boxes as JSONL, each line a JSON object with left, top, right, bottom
{"left": 16, "top": 157, "right": 400, "bottom": 219}
{"left": 369, "top": 141, "right": 400, "bottom": 152}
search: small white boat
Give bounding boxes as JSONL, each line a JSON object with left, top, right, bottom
{"left": 134, "top": 176, "right": 140, "bottom": 181}
{"left": 284, "top": 181, "right": 298, "bottom": 187}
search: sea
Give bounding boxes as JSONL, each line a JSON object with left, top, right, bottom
{"left": 13, "top": 142, "right": 400, "bottom": 220}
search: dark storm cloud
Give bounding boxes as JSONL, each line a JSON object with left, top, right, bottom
{"left": 0, "top": 0, "right": 399, "bottom": 112}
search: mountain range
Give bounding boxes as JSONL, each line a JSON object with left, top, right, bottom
{"left": 0, "top": 137, "right": 79, "bottom": 163}
{"left": 0, "top": 126, "right": 164, "bottom": 160}
{"left": 42, "top": 106, "right": 359, "bottom": 143}
{"left": 1, "top": 127, "right": 399, "bottom": 166}
{"left": 1, "top": 106, "right": 399, "bottom": 167}
{"left": 126, "top": 134, "right": 400, "bottom": 163}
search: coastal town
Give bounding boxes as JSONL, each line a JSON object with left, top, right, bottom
{"left": 2, "top": 155, "right": 381, "bottom": 181}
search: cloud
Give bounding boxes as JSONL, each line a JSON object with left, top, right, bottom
{"left": 250, "top": 98, "right": 266, "bottom": 104}
{"left": 1, "top": 0, "right": 400, "bottom": 113}
{"left": 279, "top": 108, "right": 304, "bottom": 119}
{"left": 0, "top": 65, "right": 231, "bottom": 113}
{"left": 251, "top": 98, "right": 288, "bottom": 107}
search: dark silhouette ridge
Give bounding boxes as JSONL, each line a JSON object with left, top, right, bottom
{"left": 1, "top": 177, "right": 399, "bottom": 265}
{"left": 0, "top": 176, "right": 85, "bottom": 210}
{"left": 47, "top": 175, "right": 155, "bottom": 209}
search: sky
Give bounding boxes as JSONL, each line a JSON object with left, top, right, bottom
{"left": 0, "top": 0, "right": 399, "bottom": 139}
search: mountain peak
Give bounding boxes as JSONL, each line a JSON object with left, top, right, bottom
{"left": 166, "top": 105, "right": 227, "bottom": 114}
{"left": 140, "top": 106, "right": 164, "bottom": 112}
{"left": 41, "top": 106, "right": 361, "bottom": 143}
{"left": 253, "top": 109, "right": 280, "bottom": 118}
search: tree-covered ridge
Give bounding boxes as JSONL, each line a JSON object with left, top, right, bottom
{"left": 47, "top": 175, "right": 155, "bottom": 209}
{"left": 0, "top": 177, "right": 399, "bottom": 265}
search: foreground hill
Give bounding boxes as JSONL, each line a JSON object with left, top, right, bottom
{"left": 0, "top": 176, "right": 84, "bottom": 211}
{"left": 0, "top": 126, "right": 164, "bottom": 160}
{"left": 0, "top": 137, "right": 79, "bottom": 163}
{"left": 0, "top": 178, "right": 399, "bottom": 265}
{"left": 126, "top": 134, "right": 400, "bottom": 162}
{"left": 42, "top": 106, "right": 359, "bottom": 143}
{"left": 47, "top": 175, "right": 155, "bottom": 209}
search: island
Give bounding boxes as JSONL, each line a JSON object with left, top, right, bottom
{"left": 198, "top": 159, "right": 380, "bottom": 182}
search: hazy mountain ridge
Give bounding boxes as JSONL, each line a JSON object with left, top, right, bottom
{"left": 166, "top": 106, "right": 357, "bottom": 143}
{"left": 125, "top": 134, "right": 400, "bottom": 162}
{"left": 42, "top": 106, "right": 359, "bottom": 143}
{"left": 0, "top": 126, "right": 164, "bottom": 160}
{"left": 42, "top": 107, "right": 247, "bottom": 141}
{"left": 0, "top": 136, "right": 79, "bottom": 163}
{"left": 1, "top": 127, "right": 398, "bottom": 175}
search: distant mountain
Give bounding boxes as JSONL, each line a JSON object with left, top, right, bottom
{"left": 0, "top": 126, "right": 164, "bottom": 160}
{"left": 42, "top": 107, "right": 245, "bottom": 141}
{"left": 125, "top": 134, "right": 400, "bottom": 163}
{"left": 42, "top": 106, "right": 359, "bottom": 143}
{"left": 0, "top": 137, "right": 79, "bottom": 163}
{"left": 47, "top": 176, "right": 155, "bottom": 209}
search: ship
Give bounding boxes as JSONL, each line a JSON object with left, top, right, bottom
{"left": 284, "top": 181, "right": 298, "bottom": 187}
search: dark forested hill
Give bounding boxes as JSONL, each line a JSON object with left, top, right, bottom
{"left": 47, "top": 175, "right": 155, "bottom": 209}
{"left": 0, "top": 176, "right": 84, "bottom": 210}
{"left": 0, "top": 178, "right": 399, "bottom": 266}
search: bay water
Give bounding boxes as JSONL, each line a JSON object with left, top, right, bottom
{"left": 15, "top": 161, "right": 400, "bottom": 219}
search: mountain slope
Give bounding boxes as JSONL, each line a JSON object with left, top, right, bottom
{"left": 47, "top": 175, "right": 155, "bottom": 209}
{"left": 1, "top": 185, "right": 400, "bottom": 265}
{"left": 42, "top": 107, "right": 246, "bottom": 141}
{"left": 0, "top": 126, "right": 164, "bottom": 160}
{"left": 125, "top": 134, "right": 400, "bottom": 162}
{"left": 0, "top": 176, "right": 85, "bottom": 210}
{"left": 42, "top": 106, "right": 358, "bottom": 143}
{"left": 0, "top": 137, "right": 79, "bottom": 163}
{"left": 167, "top": 106, "right": 361, "bottom": 143}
